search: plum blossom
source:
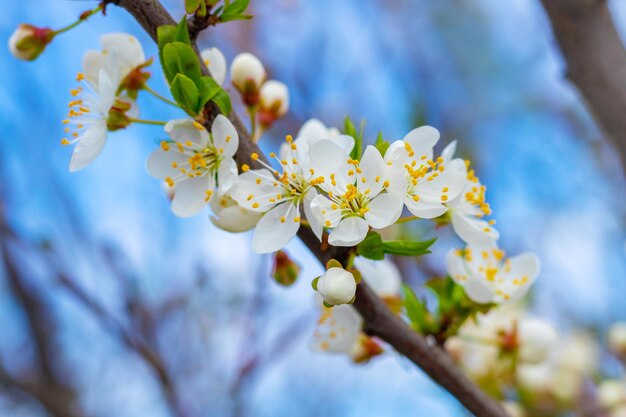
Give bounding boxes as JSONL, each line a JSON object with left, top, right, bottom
{"left": 146, "top": 116, "right": 239, "bottom": 217}
{"left": 82, "top": 33, "right": 147, "bottom": 90}
{"left": 446, "top": 244, "right": 540, "bottom": 304}
{"left": 230, "top": 134, "right": 338, "bottom": 253}
{"left": 384, "top": 126, "right": 467, "bottom": 219}
{"left": 309, "top": 142, "right": 404, "bottom": 247}
{"left": 201, "top": 47, "right": 227, "bottom": 86}
{"left": 441, "top": 140, "right": 500, "bottom": 246}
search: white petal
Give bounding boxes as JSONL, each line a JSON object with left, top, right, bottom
{"left": 416, "top": 158, "right": 467, "bottom": 201}
{"left": 165, "top": 119, "right": 209, "bottom": 146}
{"left": 101, "top": 33, "right": 145, "bottom": 76}
{"left": 297, "top": 119, "right": 328, "bottom": 142}
{"left": 328, "top": 217, "right": 369, "bottom": 247}
{"left": 171, "top": 176, "right": 214, "bottom": 217}
{"left": 201, "top": 47, "right": 227, "bottom": 86}
{"left": 311, "top": 304, "right": 362, "bottom": 353}
{"left": 402, "top": 125, "right": 439, "bottom": 160}
{"left": 365, "top": 193, "right": 403, "bottom": 229}
{"left": 309, "top": 140, "right": 352, "bottom": 193}
{"left": 82, "top": 50, "right": 104, "bottom": 86}
{"left": 446, "top": 249, "right": 469, "bottom": 283}
{"left": 211, "top": 115, "right": 238, "bottom": 158}
{"left": 230, "top": 169, "right": 279, "bottom": 212}
{"left": 217, "top": 157, "right": 238, "bottom": 192}
{"left": 69, "top": 121, "right": 108, "bottom": 172}
{"left": 146, "top": 148, "right": 187, "bottom": 180}
{"left": 97, "top": 69, "right": 117, "bottom": 112}
{"left": 404, "top": 194, "right": 448, "bottom": 219}
{"left": 463, "top": 279, "right": 495, "bottom": 304}
{"left": 357, "top": 145, "right": 385, "bottom": 196}
{"left": 309, "top": 194, "right": 342, "bottom": 229}
{"left": 354, "top": 257, "right": 402, "bottom": 297}
{"left": 209, "top": 193, "right": 262, "bottom": 233}
{"left": 252, "top": 202, "right": 300, "bottom": 253}
{"left": 304, "top": 188, "right": 323, "bottom": 240}
{"left": 442, "top": 140, "right": 457, "bottom": 162}
{"left": 451, "top": 212, "right": 499, "bottom": 246}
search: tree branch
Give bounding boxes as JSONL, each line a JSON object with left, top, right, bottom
{"left": 541, "top": 0, "right": 626, "bottom": 170}
{"left": 108, "top": 1, "right": 508, "bottom": 415}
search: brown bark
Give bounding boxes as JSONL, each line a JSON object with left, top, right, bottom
{"left": 541, "top": 0, "right": 626, "bottom": 170}
{"left": 106, "top": 1, "right": 508, "bottom": 415}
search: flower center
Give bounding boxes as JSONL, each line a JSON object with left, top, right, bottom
{"left": 161, "top": 138, "right": 222, "bottom": 193}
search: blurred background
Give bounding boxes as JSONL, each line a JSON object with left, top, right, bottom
{"left": 1, "top": 0, "right": 625, "bottom": 416}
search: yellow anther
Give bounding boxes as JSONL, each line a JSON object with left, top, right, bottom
{"left": 252, "top": 202, "right": 260, "bottom": 208}
{"left": 383, "top": 180, "right": 390, "bottom": 188}
{"left": 225, "top": 135, "right": 231, "bottom": 142}
{"left": 60, "top": 138, "right": 70, "bottom": 146}
{"left": 286, "top": 135, "right": 293, "bottom": 143}
{"left": 242, "top": 164, "right": 250, "bottom": 172}
{"left": 251, "top": 153, "right": 259, "bottom": 160}
{"left": 256, "top": 178, "right": 262, "bottom": 184}
{"left": 293, "top": 216, "right": 301, "bottom": 222}
{"left": 165, "top": 177, "right": 175, "bottom": 187}
{"left": 280, "top": 216, "right": 286, "bottom": 224}
{"left": 247, "top": 194, "right": 254, "bottom": 201}
{"left": 441, "top": 195, "right": 448, "bottom": 202}
{"left": 412, "top": 195, "right": 420, "bottom": 202}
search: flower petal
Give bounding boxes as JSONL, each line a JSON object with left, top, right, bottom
{"left": 69, "top": 120, "right": 107, "bottom": 172}
{"left": 328, "top": 216, "right": 369, "bottom": 247}
{"left": 416, "top": 158, "right": 467, "bottom": 201}
{"left": 211, "top": 114, "right": 238, "bottom": 158}
{"left": 446, "top": 249, "right": 469, "bottom": 284}
{"left": 365, "top": 193, "right": 403, "bottom": 229}
{"left": 441, "top": 140, "right": 457, "bottom": 162}
{"left": 217, "top": 157, "right": 238, "bottom": 193}
{"left": 252, "top": 202, "right": 300, "bottom": 253}
{"left": 402, "top": 125, "right": 439, "bottom": 160}
{"left": 311, "top": 304, "right": 362, "bottom": 353}
{"left": 209, "top": 192, "right": 261, "bottom": 233}
{"left": 404, "top": 194, "right": 448, "bottom": 219}
{"left": 357, "top": 145, "right": 385, "bottom": 196}
{"left": 82, "top": 50, "right": 104, "bottom": 86}
{"left": 230, "top": 169, "right": 279, "bottom": 212}
{"left": 201, "top": 47, "right": 227, "bottom": 86}
{"left": 309, "top": 194, "right": 342, "bottom": 229}
{"left": 100, "top": 33, "right": 145, "bottom": 76}
{"left": 171, "top": 175, "right": 214, "bottom": 217}
{"left": 309, "top": 140, "right": 352, "bottom": 194}
{"left": 464, "top": 279, "right": 495, "bottom": 304}
{"left": 165, "top": 119, "right": 209, "bottom": 146}
{"left": 451, "top": 212, "right": 499, "bottom": 246}
{"left": 146, "top": 148, "right": 187, "bottom": 180}
{"left": 304, "top": 188, "right": 323, "bottom": 240}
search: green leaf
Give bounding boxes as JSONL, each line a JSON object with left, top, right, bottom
{"left": 219, "top": 0, "right": 253, "bottom": 21}
{"left": 344, "top": 116, "right": 363, "bottom": 160}
{"left": 403, "top": 284, "right": 427, "bottom": 332}
{"left": 157, "top": 17, "right": 193, "bottom": 84}
{"left": 211, "top": 90, "right": 232, "bottom": 115}
{"left": 163, "top": 42, "right": 203, "bottom": 85}
{"left": 197, "top": 76, "right": 222, "bottom": 109}
{"left": 382, "top": 237, "right": 436, "bottom": 257}
{"left": 174, "top": 15, "right": 191, "bottom": 45}
{"left": 185, "top": 0, "right": 201, "bottom": 14}
{"left": 374, "top": 131, "right": 390, "bottom": 156}
{"left": 170, "top": 74, "right": 200, "bottom": 115}
{"left": 356, "top": 232, "right": 384, "bottom": 260}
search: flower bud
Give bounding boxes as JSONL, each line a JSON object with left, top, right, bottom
{"left": 609, "top": 322, "right": 626, "bottom": 358}
{"left": 315, "top": 267, "right": 356, "bottom": 306}
{"left": 598, "top": 380, "right": 626, "bottom": 410}
{"left": 272, "top": 250, "right": 300, "bottom": 286}
{"left": 201, "top": 47, "right": 227, "bottom": 86}
{"left": 209, "top": 192, "right": 261, "bottom": 232}
{"left": 230, "top": 52, "right": 266, "bottom": 106}
{"left": 8, "top": 24, "right": 55, "bottom": 61}
{"left": 258, "top": 80, "right": 289, "bottom": 128}
{"left": 517, "top": 318, "right": 558, "bottom": 364}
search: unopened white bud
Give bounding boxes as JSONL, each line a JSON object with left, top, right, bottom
{"left": 598, "top": 380, "right": 626, "bottom": 410}
{"left": 609, "top": 322, "right": 626, "bottom": 358}
{"left": 258, "top": 80, "right": 289, "bottom": 127}
{"left": 230, "top": 52, "right": 266, "bottom": 105}
{"left": 316, "top": 267, "right": 356, "bottom": 306}
{"left": 9, "top": 24, "right": 54, "bottom": 61}
{"left": 518, "top": 318, "right": 558, "bottom": 364}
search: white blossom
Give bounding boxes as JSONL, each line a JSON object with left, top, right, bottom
{"left": 259, "top": 80, "right": 289, "bottom": 123}
{"left": 201, "top": 47, "right": 227, "bottom": 86}
{"left": 446, "top": 244, "right": 539, "bottom": 304}
{"left": 296, "top": 119, "right": 342, "bottom": 147}
{"left": 209, "top": 191, "right": 262, "bottom": 232}
{"left": 517, "top": 317, "right": 558, "bottom": 364}
{"left": 441, "top": 140, "right": 500, "bottom": 245}
{"left": 146, "top": 116, "right": 239, "bottom": 217}
{"left": 230, "top": 52, "right": 265, "bottom": 98}
{"left": 82, "top": 33, "right": 146, "bottom": 88}
{"left": 384, "top": 127, "right": 467, "bottom": 219}
{"left": 309, "top": 142, "right": 404, "bottom": 247}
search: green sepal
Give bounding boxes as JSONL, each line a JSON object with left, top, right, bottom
{"left": 311, "top": 276, "right": 320, "bottom": 291}
{"left": 350, "top": 268, "right": 362, "bottom": 284}
{"left": 170, "top": 74, "right": 200, "bottom": 115}
{"left": 323, "top": 300, "right": 334, "bottom": 308}
{"left": 325, "top": 259, "right": 343, "bottom": 270}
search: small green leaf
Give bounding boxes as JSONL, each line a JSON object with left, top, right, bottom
{"left": 374, "top": 131, "right": 390, "bottom": 156}
{"left": 197, "top": 76, "right": 222, "bottom": 109}
{"left": 219, "top": 0, "right": 253, "bottom": 21}
{"left": 211, "top": 90, "right": 232, "bottom": 115}
{"left": 382, "top": 237, "right": 436, "bottom": 257}
{"left": 163, "top": 42, "right": 203, "bottom": 85}
{"left": 185, "top": 0, "right": 201, "bottom": 14}
{"left": 356, "top": 232, "right": 384, "bottom": 260}
{"left": 175, "top": 15, "right": 191, "bottom": 45}
{"left": 344, "top": 116, "right": 363, "bottom": 160}
{"left": 170, "top": 74, "right": 200, "bottom": 115}
{"left": 403, "top": 284, "right": 427, "bottom": 332}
